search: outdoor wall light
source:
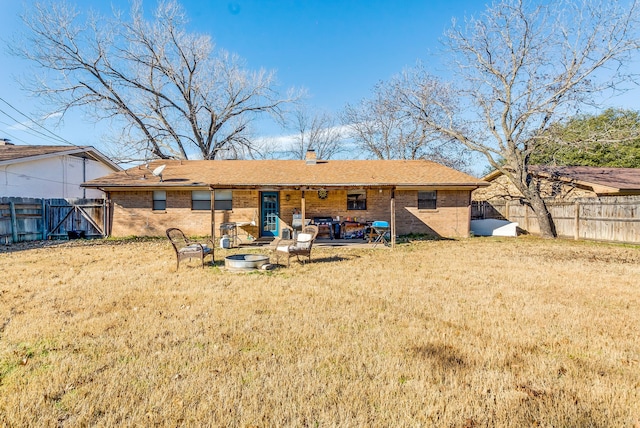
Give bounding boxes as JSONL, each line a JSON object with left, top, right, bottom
{"left": 285, "top": 194, "right": 291, "bottom": 201}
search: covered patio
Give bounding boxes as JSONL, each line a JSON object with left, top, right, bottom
{"left": 210, "top": 184, "right": 397, "bottom": 250}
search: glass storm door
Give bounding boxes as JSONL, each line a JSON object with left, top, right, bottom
{"left": 260, "top": 192, "right": 279, "bottom": 237}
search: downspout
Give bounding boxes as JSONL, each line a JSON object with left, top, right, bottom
{"left": 62, "top": 156, "right": 66, "bottom": 198}
{"left": 467, "top": 191, "right": 472, "bottom": 237}
{"left": 82, "top": 157, "right": 87, "bottom": 199}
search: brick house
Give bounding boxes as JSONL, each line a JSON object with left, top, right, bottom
{"left": 82, "top": 152, "right": 488, "bottom": 243}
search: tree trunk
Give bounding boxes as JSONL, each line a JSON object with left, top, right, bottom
{"left": 526, "top": 190, "right": 556, "bottom": 238}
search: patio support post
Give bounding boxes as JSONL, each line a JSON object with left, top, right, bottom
{"left": 104, "top": 191, "right": 112, "bottom": 238}
{"left": 391, "top": 188, "right": 396, "bottom": 248}
{"left": 301, "top": 190, "right": 306, "bottom": 227}
{"left": 210, "top": 189, "right": 215, "bottom": 261}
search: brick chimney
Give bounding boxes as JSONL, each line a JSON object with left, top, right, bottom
{"left": 305, "top": 149, "right": 317, "bottom": 165}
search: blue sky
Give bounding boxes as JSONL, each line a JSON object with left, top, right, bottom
{"left": 1, "top": 0, "right": 639, "bottom": 168}
{"left": 0, "top": 1, "right": 482, "bottom": 149}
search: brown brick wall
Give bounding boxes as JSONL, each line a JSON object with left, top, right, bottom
{"left": 214, "top": 190, "right": 260, "bottom": 239}
{"left": 109, "top": 188, "right": 472, "bottom": 238}
{"left": 395, "top": 190, "right": 470, "bottom": 237}
{"left": 279, "top": 189, "right": 392, "bottom": 224}
{"left": 110, "top": 190, "right": 211, "bottom": 237}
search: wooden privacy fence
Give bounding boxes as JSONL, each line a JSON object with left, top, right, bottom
{"left": 0, "top": 197, "right": 106, "bottom": 244}
{"left": 473, "top": 197, "right": 640, "bottom": 244}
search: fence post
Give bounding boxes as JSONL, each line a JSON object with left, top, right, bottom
{"left": 9, "top": 201, "right": 18, "bottom": 243}
{"left": 41, "top": 199, "right": 47, "bottom": 240}
{"left": 574, "top": 201, "right": 580, "bottom": 240}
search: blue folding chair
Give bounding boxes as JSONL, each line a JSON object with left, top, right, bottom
{"left": 370, "top": 221, "right": 390, "bottom": 247}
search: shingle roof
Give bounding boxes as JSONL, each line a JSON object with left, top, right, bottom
{"left": 0, "top": 144, "right": 121, "bottom": 171}
{"left": 529, "top": 165, "right": 640, "bottom": 194}
{"left": 83, "top": 159, "right": 488, "bottom": 189}
{"left": 0, "top": 145, "right": 81, "bottom": 162}
{"left": 483, "top": 165, "right": 640, "bottom": 195}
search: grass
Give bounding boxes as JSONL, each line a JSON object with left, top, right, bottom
{"left": 1, "top": 237, "right": 639, "bottom": 427}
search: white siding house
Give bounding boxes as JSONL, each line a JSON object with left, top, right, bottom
{"left": 0, "top": 141, "right": 121, "bottom": 199}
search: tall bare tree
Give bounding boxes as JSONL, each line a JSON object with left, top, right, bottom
{"left": 15, "top": 0, "right": 298, "bottom": 161}
{"left": 342, "top": 78, "right": 471, "bottom": 170}
{"left": 396, "top": 0, "right": 640, "bottom": 237}
{"left": 287, "top": 106, "right": 344, "bottom": 160}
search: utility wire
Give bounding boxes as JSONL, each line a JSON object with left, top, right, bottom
{"left": 0, "top": 123, "right": 36, "bottom": 146}
{"left": 0, "top": 96, "right": 78, "bottom": 147}
{"left": 0, "top": 96, "right": 72, "bottom": 144}
{"left": 0, "top": 106, "right": 71, "bottom": 146}
{"left": 0, "top": 118, "right": 69, "bottom": 146}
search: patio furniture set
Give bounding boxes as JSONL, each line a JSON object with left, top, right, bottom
{"left": 166, "top": 220, "right": 389, "bottom": 270}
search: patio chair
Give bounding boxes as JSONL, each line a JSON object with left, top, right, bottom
{"left": 166, "top": 228, "right": 213, "bottom": 269}
{"left": 272, "top": 225, "right": 319, "bottom": 267}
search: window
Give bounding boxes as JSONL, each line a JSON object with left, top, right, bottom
{"left": 214, "top": 190, "right": 233, "bottom": 210}
{"left": 153, "top": 190, "right": 166, "bottom": 211}
{"left": 418, "top": 191, "right": 437, "bottom": 210}
{"left": 192, "top": 190, "right": 211, "bottom": 210}
{"left": 347, "top": 190, "right": 367, "bottom": 210}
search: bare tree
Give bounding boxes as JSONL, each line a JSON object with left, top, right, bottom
{"left": 342, "top": 78, "right": 471, "bottom": 170}
{"left": 14, "top": 0, "right": 299, "bottom": 161}
{"left": 287, "top": 106, "right": 344, "bottom": 160}
{"left": 397, "top": 0, "right": 640, "bottom": 237}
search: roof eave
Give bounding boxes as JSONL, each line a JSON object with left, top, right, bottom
{"left": 0, "top": 146, "right": 122, "bottom": 171}
{"left": 481, "top": 169, "right": 504, "bottom": 182}
{"left": 85, "top": 182, "right": 489, "bottom": 190}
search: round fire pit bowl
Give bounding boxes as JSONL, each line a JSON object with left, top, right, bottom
{"left": 224, "top": 254, "right": 270, "bottom": 272}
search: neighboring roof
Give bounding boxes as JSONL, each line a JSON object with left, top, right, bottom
{"left": 83, "top": 159, "right": 489, "bottom": 190}
{"left": 483, "top": 165, "right": 640, "bottom": 195}
{"left": 0, "top": 144, "right": 122, "bottom": 171}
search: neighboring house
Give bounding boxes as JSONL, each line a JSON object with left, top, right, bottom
{"left": 82, "top": 151, "right": 489, "bottom": 240}
{"left": 472, "top": 166, "right": 640, "bottom": 243}
{"left": 473, "top": 166, "right": 640, "bottom": 202}
{"left": 0, "top": 141, "right": 122, "bottom": 199}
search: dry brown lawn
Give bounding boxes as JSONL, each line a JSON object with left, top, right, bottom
{"left": 1, "top": 236, "right": 639, "bottom": 427}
